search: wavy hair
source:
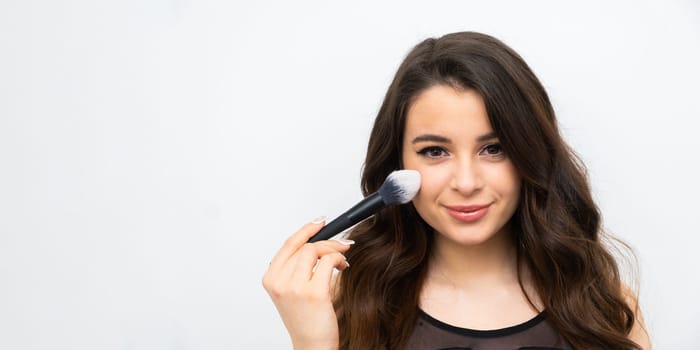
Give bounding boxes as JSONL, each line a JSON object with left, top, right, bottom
{"left": 334, "top": 32, "right": 640, "bottom": 349}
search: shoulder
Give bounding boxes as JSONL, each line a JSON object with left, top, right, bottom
{"left": 621, "top": 284, "right": 652, "bottom": 349}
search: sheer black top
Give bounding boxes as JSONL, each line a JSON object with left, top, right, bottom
{"left": 405, "top": 309, "right": 574, "bottom": 350}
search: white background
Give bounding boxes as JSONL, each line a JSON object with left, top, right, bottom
{"left": 1, "top": 0, "right": 699, "bottom": 348}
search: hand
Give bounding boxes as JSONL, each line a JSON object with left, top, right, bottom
{"left": 262, "top": 217, "right": 354, "bottom": 350}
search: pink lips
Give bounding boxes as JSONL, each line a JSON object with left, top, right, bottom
{"left": 445, "top": 204, "right": 490, "bottom": 222}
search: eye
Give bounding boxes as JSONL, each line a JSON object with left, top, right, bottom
{"left": 479, "top": 143, "right": 504, "bottom": 158}
{"left": 417, "top": 146, "right": 449, "bottom": 159}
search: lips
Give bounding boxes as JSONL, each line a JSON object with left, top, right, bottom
{"left": 445, "top": 204, "right": 490, "bottom": 222}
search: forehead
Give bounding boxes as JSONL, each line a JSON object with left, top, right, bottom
{"left": 404, "top": 85, "right": 493, "bottom": 139}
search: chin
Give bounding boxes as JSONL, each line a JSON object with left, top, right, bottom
{"left": 438, "top": 228, "right": 499, "bottom": 246}
{"left": 436, "top": 218, "right": 514, "bottom": 245}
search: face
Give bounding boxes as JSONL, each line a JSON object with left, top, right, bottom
{"left": 401, "top": 85, "right": 521, "bottom": 246}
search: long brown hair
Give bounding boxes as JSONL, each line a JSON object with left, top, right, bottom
{"left": 334, "top": 32, "right": 640, "bottom": 349}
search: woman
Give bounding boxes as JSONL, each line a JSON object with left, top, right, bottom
{"left": 263, "top": 31, "right": 651, "bottom": 349}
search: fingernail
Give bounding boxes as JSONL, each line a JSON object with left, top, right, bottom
{"left": 311, "top": 216, "right": 326, "bottom": 224}
{"left": 338, "top": 239, "right": 355, "bottom": 246}
{"left": 345, "top": 260, "right": 350, "bottom": 268}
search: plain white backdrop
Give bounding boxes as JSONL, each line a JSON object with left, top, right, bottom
{"left": 1, "top": 0, "right": 699, "bottom": 348}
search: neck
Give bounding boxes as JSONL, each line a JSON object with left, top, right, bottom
{"left": 429, "top": 226, "right": 519, "bottom": 289}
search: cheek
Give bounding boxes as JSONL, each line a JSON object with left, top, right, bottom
{"left": 410, "top": 165, "right": 451, "bottom": 204}
{"left": 401, "top": 150, "right": 451, "bottom": 203}
{"left": 485, "top": 163, "right": 521, "bottom": 197}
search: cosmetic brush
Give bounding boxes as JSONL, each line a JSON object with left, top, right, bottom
{"left": 308, "top": 169, "right": 421, "bottom": 243}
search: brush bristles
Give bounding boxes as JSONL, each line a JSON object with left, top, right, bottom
{"left": 378, "top": 170, "right": 421, "bottom": 205}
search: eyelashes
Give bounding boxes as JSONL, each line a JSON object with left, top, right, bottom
{"left": 480, "top": 143, "right": 504, "bottom": 158}
{"left": 417, "top": 146, "right": 449, "bottom": 159}
{"left": 416, "top": 143, "right": 505, "bottom": 160}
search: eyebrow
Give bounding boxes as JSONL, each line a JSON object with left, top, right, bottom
{"left": 411, "top": 132, "right": 498, "bottom": 144}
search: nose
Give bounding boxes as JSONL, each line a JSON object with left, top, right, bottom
{"left": 450, "top": 157, "right": 483, "bottom": 195}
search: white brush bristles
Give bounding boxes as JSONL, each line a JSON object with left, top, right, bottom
{"left": 378, "top": 170, "right": 421, "bottom": 205}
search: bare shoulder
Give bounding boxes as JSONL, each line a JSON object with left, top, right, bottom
{"left": 622, "top": 284, "right": 652, "bottom": 349}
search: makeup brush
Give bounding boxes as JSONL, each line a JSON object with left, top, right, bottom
{"left": 308, "top": 169, "right": 421, "bottom": 243}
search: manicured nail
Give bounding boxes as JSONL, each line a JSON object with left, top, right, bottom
{"left": 338, "top": 239, "right": 355, "bottom": 246}
{"left": 311, "top": 216, "right": 326, "bottom": 224}
{"left": 344, "top": 260, "right": 350, "bottom": 268}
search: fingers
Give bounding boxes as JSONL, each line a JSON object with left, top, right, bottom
{"left": 269, "top": 217, "right": 327, "bottom": 270}
{"left": 264, "top": 240, "right": 351, "bottom": 298}
{"left": 275, "top": 239, "right": 353, "bottom": 276}
{"left": 286, "top": 240, "right": 353, "bottom": 282}
{"left": 263, "top": 218, "right": 355, "bottom": 298}
{"left": 310, "top": 252, "right": 349, "bottom": 292}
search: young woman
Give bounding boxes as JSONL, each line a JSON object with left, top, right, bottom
{"left": 263, "top": 31, "right": 651, "bottom": 350}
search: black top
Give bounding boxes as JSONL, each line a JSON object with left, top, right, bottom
{"left": 405, "top": 309, "right": 574, "bottom": 350}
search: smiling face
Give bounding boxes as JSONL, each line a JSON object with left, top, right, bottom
{"left": 401, "top": 85, "right": 521, "bottom": 246}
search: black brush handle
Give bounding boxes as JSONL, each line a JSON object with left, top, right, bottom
{"left": 308, "top": 192, "right": 385, "bottom": 243}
